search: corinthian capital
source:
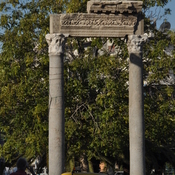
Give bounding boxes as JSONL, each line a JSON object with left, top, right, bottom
{"left": 127, "top": 35, "right": 148, "bottom": 54}
{"left": 45, "top": 33, "right": 69, "bottom": 56}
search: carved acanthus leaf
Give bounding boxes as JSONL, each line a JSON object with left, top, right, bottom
{"left": 46, "top": 34, "right": 68, "bottom": 56}
{"left": 127, "top": 35, "right": 148, "bottom": 53}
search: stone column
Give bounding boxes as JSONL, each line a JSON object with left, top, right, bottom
{"left": 127, "top": 35, "right": 147, "bottom": 175}
{"left": 46, "top": 33, "right": 68, "bottom": 175}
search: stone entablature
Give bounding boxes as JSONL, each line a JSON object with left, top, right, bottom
{"left": 87, "top": 0, "right": 143, "bottom": 14}
{"left": 50, "top": 13, "right": 143, "bottom": 37}
{"left": 50, "top": 0, "right": 143, "bottom": 37}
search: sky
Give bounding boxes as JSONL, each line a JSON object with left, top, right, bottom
{"left": 148, "top": 0, "right": 175, "bottom": 30}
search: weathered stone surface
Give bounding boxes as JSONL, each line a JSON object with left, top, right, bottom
{"left": 46, "top": 34, "right": 68, "bottom": 55}
{"left": 46, "top": 33, "right": 66, "bottom": 175}
{"left": 127, "top": 35, "right": 148, "bottom": 53}
{"left": 87, "top": 0, "right": 143, "bottom": 14}
{"left": 127, "top": 35, "right": 147, "bottom": 175}
{"left": 50, "top": 13, "right": 143, "bottom": 37}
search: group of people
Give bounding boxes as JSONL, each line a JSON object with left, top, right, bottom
{"left": 10, "top": 158, "right": 111, "bottom": 175}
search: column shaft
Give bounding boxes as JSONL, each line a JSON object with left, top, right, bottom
{"left": 127, "top": 35, "right": 147, "bottom": 175}
{"left": 49, "top": 54, "right": 65, "bottom": 175}
{"left": 129, "top": 52, "right": 145, "bottom": 175}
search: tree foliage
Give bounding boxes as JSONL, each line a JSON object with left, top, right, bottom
{"left": 64, "top": 39, "right": 130, "bottom": 167}
{"left": 0, "top": 0, "right": 175, "bottom": 174}
{"left": 143, "top": 30, "right": 175, "bottom": 173}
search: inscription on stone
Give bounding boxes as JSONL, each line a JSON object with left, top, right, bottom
{"left": 50, "top": 13, "right": 142, "bottom": 37}
{"left": 61, "top": 14, "right": 137, "bottom": 26}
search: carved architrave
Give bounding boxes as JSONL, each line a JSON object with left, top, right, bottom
{"left": 50, "top": 13, "right": 139, "bottom": 37}
{"left": 87, "top": 0, "right": 143, "bottom": 14}
{"left": 127, "top": 35, "right": 148, "bottom": 53}
{"left": 45, "top": 34, "right": 69, "bottom": 56}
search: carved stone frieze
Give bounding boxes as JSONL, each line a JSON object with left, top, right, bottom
{"left": 87, "top": 0, "right": 143, "bottom": 14}
{"left": 45, "top": 34, "right": 68, "bottom": 56}
{"left": 50, "top": 13, "right": 141, "bottom": 37}
{"left": 61, "top": 13, "right": 137, "bottom": 26}
{"left": 127, "top": 35, "right": 148, "bottom": 53}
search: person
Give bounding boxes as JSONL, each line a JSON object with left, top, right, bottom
{"left": 10, "top": 157, "right": 35, "bottom": 175}
{"left": 99, "top": 161, "right": 108, "bottom": 174}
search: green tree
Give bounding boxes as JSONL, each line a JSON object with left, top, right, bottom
{"left": 0, "top": 0, "right": 52, "bottom": 166}
{"left": 0, "top": 0, "right": 175, "bottom": 174}
{"left": 0, "top": 0, "right": 89, "bottom": 168}
{"left": 64, "top": 39, "right": 130, "bottom": 169}
{"left": 143, "top": 30, "right": 175, "bottom": 173}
